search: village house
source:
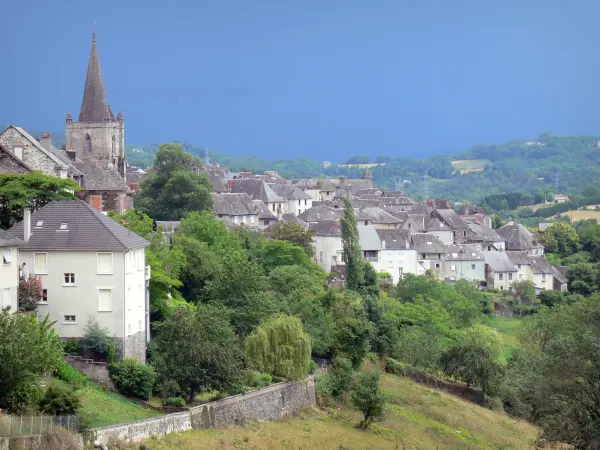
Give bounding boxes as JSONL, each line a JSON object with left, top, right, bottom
{"left": 0, "top": 142, "right": 34, "bottom": 174}
{"left": 0, "top": 229, "right": 24, "bottom": 312}
{"left": 484, "top": 251, "right": 518, "bottom": 291}
{"left": 212, "top": 193, "right": 260, "bottom": 227}
{"left": 311, "top": 220, "right": 344, "bottom": 273}
{"left": 466, "top": 221, "right": 506, "bottom": 251}
{"left": 497, "top": 222, "right": 544, "bottom": 256}
{"left": 230, "top": 179, "right": 286, "bottom": 215}
{"left": 358, "top": 227, "right": 417, "bottom": 283}
{"left": 268, "top": 183, "right": 314, "bottom": 216}
{"left": 9, "top": 201, "right": 150, "bottom": 362}
{"left": 411, "top": 233, "right": 446, "bottom": 278}
{"left": 443, "top": 244, "right": 485, "bottom": 283}
{"left": 431, "top": 209, "right": 470, "bottom": 244}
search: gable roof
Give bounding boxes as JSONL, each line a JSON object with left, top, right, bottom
{"left": 484, "top": 251, "right": 518, "bottom": 273}
{"left": 212, "top": 193, "right": 258, "bottom": 216}
{"left": 359, "top": 226, "right": 381, "bottom": 250}
{"left": 0, "top": 143, "right": 34, "bottom": 173}
{"left": 0, "top": 228, "right": 24, "bottom": 248}
{"left": 506, "top": 251, "right": 531, "bottom": 265}
{"left": 253, "top": 200, "right": 277, "bottom": 220}
{"left": 496, "top": 222, "right": 541, "bottom": 251}
{"left": 310, "top": 220, "right": 342, "bottom": 237}
{"left": 467, "top": 221, "right": 503, "bottom": 243}
{"left": 9, "top": 200, "right": 149, "bottom": 250}
{"left": 359, "top": 207, "right": 403, "bottom": 224}
{"left": 230, "top": 179, "right": 283, "bottom": 203}
{"left": 530, "top": 256, "right": 554, "bottom": 274}
{"left": 75, "top": 157, "right": 130, "bottom": 191}
{"left": 298, "top": 205, "right": 342, "bottom": 223}
{"left": 268, "top": 183, "right": 312, "bottom": 200}
{"left": 432, "top": 208, "right": 469, "bottom": 230}
{"left": 376, "top": 229, "right": 412, "bottom": 249}
{"left": 410, "top": 233, "right": 446, "bottom": 254}
{"left": 3, "top": 126, "right": 69, "bottom": 170}
{"left": 552, "top": 266, "right": 568, "bottom": 284}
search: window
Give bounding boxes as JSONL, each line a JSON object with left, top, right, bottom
{"left": 59, "top": 222, "right": 68, "bottom": 231}
{"left": 34, "top": 253, "right": 47, "bottom": 274}
{"left": 128, "top": 324, "right": 132, "bottom": 334}
{"left": 435, "top": 263, "right": 440, "bottom": 269}
{"left": 509, "top": 273, "right": 513, "bottom": 281}
{"left": 463, "top": 231, "right": 467, "bottom": 237}
{"left": 298, "top": 199, "right": 301, "bottom": 206}
{"left": 319, "top": 252, "right": 323, "bottom": 263}
{"left": 499, "top": 273, "right": 503, "bottom": 280}
{"left": 304, "top": 199, "right": 307, "bottom": 205}
{"left": 35, "top": 220, "right": 44, "bottom": 228}
{"left": 97, "top": 252, "right": 113, "bottom": 274}
{"left": 272, "top": 204, "right": 276, "bottom": 212}
{"left": 450, "top": 264, "right": 456, "bottom": 271}
{"left": 63, "top": 273, "right": 75, "bottom": 286}
{"left": 41, "top": 289, "right": 48, "bottom": 303}
{"left": 542, "top": 274, "right": 547, "bottom": 281}
{"left": 3, "top": 249, "right": 11, "bottom": 265}
{"left": 98, "top": 288, "right": 112, "bottom": 311}
{"left": 364, "top": 221, "right": 368, "bottom": 226}
{"left": 63, "top": 315, "right": 76, "bottom": 323}
{"left": 517, "top": 264, "right": 522, "bottom": 270}
{"left": 263, "top": 220, "right": 270, "bottom": 226}
{"left": 471, "top": 264, "right": 476, "bottom": 270}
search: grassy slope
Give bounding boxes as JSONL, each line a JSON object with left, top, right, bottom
{"left": 489, "top": 316, "right": 523, "bottom": 359}
{"left": 451, "top": 159, "right": 490, "bottom": 174}
{"left": 125, "top": 374, "right": 540, "bottom": 450}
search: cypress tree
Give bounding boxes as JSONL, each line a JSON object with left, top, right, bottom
{"left": 341, "top": 197, "right": 364, "bottom": 290}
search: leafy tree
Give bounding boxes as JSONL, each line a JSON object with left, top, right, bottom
{"left": 81, "top": 317, "right": 113, "bottom": 356}
{"left": 341, "top": 197, "right": 364, "bottom": 290}
{"left": 18, "top": 275, "right": 43, "bottom": 312}
{"left": 109, "top": 358, "right": 157, "bottom": 400}
{"left": 0, "top": 312, "right": 63, "bottom": 412}
{"left": 510, "top": 280, "right": 537, "bottom": 307}
{"left": 537, "top": 222, "right": 579, "bottom": 256}
{"left": 345, "top": 155, "right": 370, "bottom": 164}
{"left": 39, "top": 381, "right": 81, "bottom": 415}
{"left": 326, "top": 356, "right": 354, "bottom": 404}
{"left": 245, "top": 314, "right": 311, "bottom": 380}
{"left": 136, "top": 143, "right": 213, "bottom": 221}
{"left": 152, "top": 304, "right": 243, "bottom": 401}
{"left": 567, "top": 262, "right": 597, "bottom": 295}
{"left": 0, "top": 172, "right": 80, "bottom": 228}
{"left": 350, "top": 371, "right": 385, "bottom": 429}
{"left": 267, "top": 221, "right": 315, "bottom": 258}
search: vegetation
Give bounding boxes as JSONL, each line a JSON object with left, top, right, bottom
{"left": 350, "top": 370, "right": 385, "bottom": 429}
{"left": 341, "top": 196, "right": 364, "bottom": 290}
{"left": 266, "top": 221, "right": 315, "bottom": 257}
{"left": 80, "top": 317, "right": 113, "bottom": 357}
{"left": 39, "top": 380, "right": 81, "bottom": 415}
{"left": 17, "top": 275, "right": 43, "bottom": 312}
{"left": 109, "top": 358, "right": 157, "bottom": 400}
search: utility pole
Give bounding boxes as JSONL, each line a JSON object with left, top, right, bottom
{"left": 393, "top": 176, "right": 403, "bottom": 191}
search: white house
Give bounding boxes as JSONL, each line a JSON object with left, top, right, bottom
{"left": 311, "top": 220, "right": 344, "bottom": 273}
{"left": 0, "top": 229, "right": 23, "bottom": 311}
{"left": 212, "top": 193, "right": 260, "bottom": 227}
{"left": 484, "top": 251, "right": 518, "bottom": 291}
{"left": 268, "top": 184, "right": 314, "bottom": 216}
{"left": 443, "top": 244, "right": 485, "bottom": 283}
{"left": 9, "top": 201, "right": 150, "bottom": 362}
{"left": 358, "top": 228, "right": 418, "bottom": 283}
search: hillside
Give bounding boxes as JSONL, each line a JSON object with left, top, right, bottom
{"left": 124, "top": 374, "right": 542, "bottom": 450}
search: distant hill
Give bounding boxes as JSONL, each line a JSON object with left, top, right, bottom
{"left": 124, "top": 133, "right": 600, "bottom": 203}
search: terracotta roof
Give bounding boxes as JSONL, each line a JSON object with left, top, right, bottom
{"left": 9, "top": 200, "right": 149, "bottom": 250}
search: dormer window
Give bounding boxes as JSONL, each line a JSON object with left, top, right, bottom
{"left": 59, "top": 222, "right": 68, "bottom": 231}
{"left": 35, "top": 220, "right": 44, "bottom": 228}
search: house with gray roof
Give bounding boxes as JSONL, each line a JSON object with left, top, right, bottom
{"left": 443, "top": 244, "right": 485, "bottom": 283}
{"left": 310, "top": 220, "right": 343, "bottom": 272}
{"left": 411, "top": 234, "right": 446, "bottom": 278}
{"left": 0, "top": 229, "right": 24, "bottom": 312}
{"left": 212, "top": 193, "right": 259, "bottom": 227}
{"left": 552, "top": 266, "right": 568, "bottom": 292}
{"left": 431, "top": 208, "right": 470, "bottom": 244}
{"left": 466, "top": 221, "right": 505, "bottom": 251}
{"left": 364, "top": 228, "right": 417, "bottom": 283}
{"left": 253, "top": 200, "right": 277, "bottom": 229}
{"left": 9, "top": 201, "right": 150, "bottom": 362}
{"left": 230, "top": 179, "right": 285, "bottom": 215}
{"left": 484, "top": 251, "right": 518, "bottom": 291}
{"left": 298, "top": 205, "right": 342, "bottom": 224}
{"left": 268, "top": 183, "right": 313, "bottom": 216}
{"left": 496, "top": 222, "right": 544, "bottom": 256}
{"left": 359, "top": 207, "right": 403, "bottom": 229}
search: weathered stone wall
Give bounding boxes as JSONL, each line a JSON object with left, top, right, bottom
{"left": 123, "top": 330, "right": 146, "bottom": 363}
{"left": 65, "top": 355, "right": 115, "bottom": 390}
{"left": 0, "top": 127, "right": 61, "bottom": 177}
{"left": 76, "top": 190, "right": 128, "bottom": 213}
{"left": 0, "top": 435, "right": 84, "bottom": 450}
{"left": 85, "top": 377, "right": 315, "bottom": 446}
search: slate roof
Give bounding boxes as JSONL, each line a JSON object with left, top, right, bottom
{"left": 433, "top": 208, "right": 469, "bottom": 230}
{"left": 75, "top": 158, "right": 130, "bottom": 191}
{"left": 298, "top": 206, "right": 342, "bottom": 223}
{"left": 0, "top": 228, "right": 24, "bottom": 248}
{"left": 337, "top": 178, "right": 375, "bottom": 194}
{"left": 506, "top": 251, "right": 531, "bottom": 266}
{"left": 279, "top": 214, "right": 309, "bottom": 229}
{"left": 407, "top": 203, "right": 432, "bottom": 214}
{"left": 426, "top": 217, "right": 450, "bottom": 232}
{"left": 445, "top": 244, "right": 484, "bottom": 261}
{"left": 209, "top": 173, "right": 228, "bottom": 193}
{"left": 376, "top": 229, "right": 412, "bottom": 250}
{"left": 212, "top": 193, "right": 257, "bottom": 216}
{"left": 530, "top": 256, "right": 554, "bottom": 274}
{"left": 79, "top": 34, "right": 115, "bottom": 123}
{"left": 403, "top": 214, "right": 428, "bottom": 232}
{"left": 355, "top": 188, "right": 382, "bottom": 197}
{"left": 359, "top": 207, "right": 403, "bottom": 224}
{"left": 411, "top": 234, "right": 446, "bottom": 254}
{"left": 4, "top": 126, "right": 69, "bottom": 170}
{"left": 268, "top": 183, "right": 312, "bottom": 200}
{"left": 9, "top": 200, "right": 149, "bottom": 250}
{"left": 310, "top": 220, "right": 342, "bottom": 237}
{"left": 50, "top": 148, "right": 84, "bottom": 176}
{"left": 552, "top": 266, "right": 568, "bottom": 284}
{"left": 359, "top": 226, "right": 381, "bottom": 250}
{"left": 496, "top": 222, "right": 541, "bottom": 251}
{"left": 484, "top": 251, "right": 517, "bottom": 273}
{"left": 230, "top": 179, "right": 283, "bottom": 203}
{"left": 382, "top": 191, "right": 408, "bottom": 199}
{"left": 253, "top": 200, "right": 277, "bottom": 220}
{"left": 467, "top": 222, "right": 503, "bottom": 242}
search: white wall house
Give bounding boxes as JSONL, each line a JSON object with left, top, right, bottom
{"left": 311, "top": 221, "right": 344, "bottom": 273}
{"left": 269, "top": 184, "right": 314, "bottom": 216}
{"left": 9, "top": 201, "right": 150, "bottom": 362}
{"left": 484, "top": 251, "right": 518, "bottom": 291}
{"left": 0, "top": 230, "right": 23, "bottom": 311}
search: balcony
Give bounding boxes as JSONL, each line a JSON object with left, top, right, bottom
{"left": 364, "top": 256, "right": 379, "bottom": 262}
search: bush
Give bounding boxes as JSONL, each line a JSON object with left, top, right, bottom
{"left": 109, "top": 358, "right": 156, "bottom": 400}
{"left": 54, "top": 360, "right": 87, "bottom": 389}
{"left": 39, "top": 381, "right": 81, "bottom": 415}
{"left": 308, "top": 360, "right": 318, "bottom": 375}
{"left": 162, "top": 397, "right": 185, "bottom": 407}
{"left": 350, "top": 371, "right": 385, "bottom": 429}
{"left": 107, "top": 342, "right": 116, "bottom": 364}
{"left": 62, "top": 339, "right": 81, "bottom": 355}
{"left": 81, "top": 317, "right": 112, "bottom": 356}
{"left": 159, "top": 380, "right": 182, "bottom": 399}
{"left": 245, "top": 371, "right": 272, "bottom": 388}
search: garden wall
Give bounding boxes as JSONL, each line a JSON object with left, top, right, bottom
{"left": 65, "top": 355, "right": 115, "bottom": 390}
{"left": 86, "top": 377, "right": 315, "bottom": 446}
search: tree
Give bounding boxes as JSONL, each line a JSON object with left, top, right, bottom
{"left": 267, "top": 222, "right": 315, "bottom": 258}
{"left": 0, "top": 172, "right": 80, "bottom": 228}
{"left": 18, "top": 276, "right": 43, "bottom": 312}
{"left": 136, "top": 143, "right": 213, "bottom": 221}
{"left": 326, "top": 356, "right": 354, "bottom": 404}
{"left": 537, "top": 222, "right": 579, "bottom": 256}
{"left": 350, "top": 371, "right": 385, "bottom": 429}
{"left": 152, "top": 304, "right": 243, "bottom": 401}
{"left": 341, "top": 197, "right": 364, "bottom": 290}
{"left": 0, "top": 312, "right": 63, "bottom": 412}
{"left": 245, "top": 315, "right": 311, "bottom": 380}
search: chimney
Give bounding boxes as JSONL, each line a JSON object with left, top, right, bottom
{"left": 23, "top": 208, "right": 31, "bottom": 242}
{"left": 39, "top": 132, "right": 52, "bottom": 152}
{"left": 66, "top": 149, "right": 76, "bottom": 162}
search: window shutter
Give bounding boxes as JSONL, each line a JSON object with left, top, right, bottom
{"left": 98, "top": 289, "right": 112, "bottom": 311}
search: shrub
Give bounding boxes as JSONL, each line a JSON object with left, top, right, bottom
{"left": 54, "top": 360, "right": 87, "bottom": 389}
{"left": 107, "top": 342, "right": 116, "bottom": 364}
{"left": 160, "top": 380, "right": 182, "bottom": 399}
{"left": 39, "top": 381, "right": 81, "bottom": 415}
{"left": 109, "top": 358, "right": 156, "bottom": 400}
{"left": 308, "top": 360, "right": 318, "bottom": 374}
{"left": 17, "top": 276, "right": 43, "bottom": 312}
{"left": 245, "top": 371, "right": 272, "bottom": 388}
{"left": 162, "top": 397, "right": 185, "bottom": 407}
{"left": 350, "top": 371, "right": 385, "bottom": 429}
{"left": 62, "top": 339, "right": 81, "bottom": 355}
{"left": 81, "top": 317, "right": 112, "bottom": 355}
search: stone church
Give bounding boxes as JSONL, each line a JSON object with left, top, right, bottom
{"left": 0, "top": 32, "right": 132, "bottom": 213}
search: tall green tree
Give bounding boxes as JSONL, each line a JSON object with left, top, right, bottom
{"left": 136, "top": 143, "right": 213, "bottom": 220}
{"left": 245, "top": 314, "right": 311, "bottom": 380}
{"left": 267, "top": 221, "right": 315, "bottom": 258}
{"left": 152, "top": 304, "right": 243, "bottom": 401}
{"left": 350, "top": 371, "right": 385, "bottom": 429}
{"left": 0, "top": 172, "right": 80, "bottom": 228}
{"left": 341, "top": 197, "right": 364, "bottom": 290}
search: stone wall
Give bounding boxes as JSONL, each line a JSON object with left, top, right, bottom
{"left": 65, "top": 355, "right": 115, "bottom": 390}
{"left": 86, "top": 377, "right": 315, "bottom": 446}
{"left": 123, "top": 330, "right": 146, "bottom": 363}
{"left": 0, "top": 127, "right": 61, "bottom": 177}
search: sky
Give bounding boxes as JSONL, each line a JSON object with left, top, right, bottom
{"left": 2, "top": 0, "right": 600, "bottom": 162}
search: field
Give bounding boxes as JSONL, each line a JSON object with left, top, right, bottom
{"left": 489, "top": 316, "right": 524, "bottom": 359}
{"left": 123, "top": 374, "right": 542, "bottom": 450}
{"left": 560, "top": 209, "right": 600, "bottom": 222}
{"left": 451, "top": 159, "right": 489, "bottom": 175}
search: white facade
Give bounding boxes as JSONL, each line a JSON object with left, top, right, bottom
{"left": 0, "top": 246, "right": 19, "bottom": 311}
{"left": 429, "top": 230, "right": 454, "bottom": 246}
{"left": 313, "top": 235, "right": 343, "bottom": 273}
{"left": 18, "top": 248, "right": 147, "bottom": 358}
{"left": 445, "top": 260, "right": 485, "bottom": 283}
{"left": 286, "top": 197, "right": 313, "bottom": 216}
{"left": 370, "top": 248, "right": 418, "bottom": 284}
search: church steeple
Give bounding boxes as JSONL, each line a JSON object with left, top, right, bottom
{"left": 79, "top": 32, "right": 113, "bottom": 123}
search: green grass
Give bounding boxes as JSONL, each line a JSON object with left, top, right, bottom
{"left": 123, "top": 374, "right": 544, "bottom": 450}
{"left": 451, "top": 159, "right": 490, "bottom": 174}
{"left": 489, "top": 316, "right": 523, "bottom": 359}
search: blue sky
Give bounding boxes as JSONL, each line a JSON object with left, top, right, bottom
{"left": 1, "top": 0, "right": 599, "bottom": 161}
